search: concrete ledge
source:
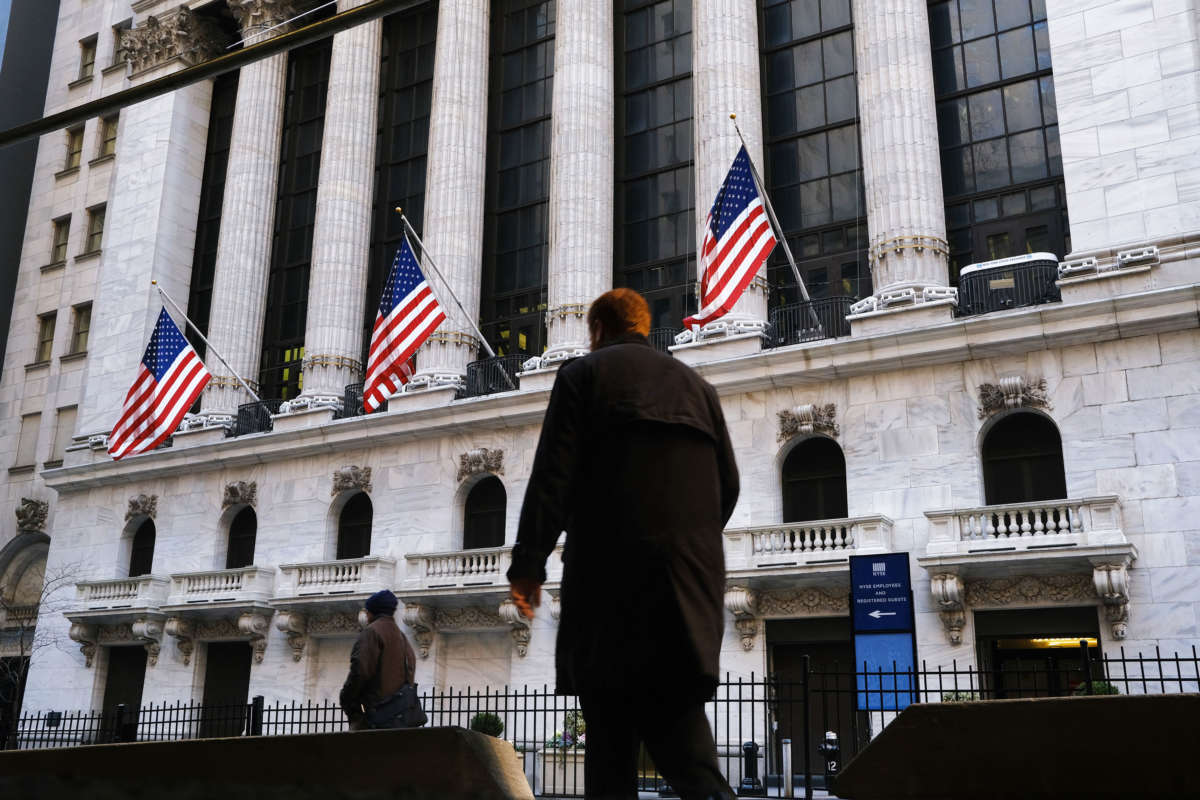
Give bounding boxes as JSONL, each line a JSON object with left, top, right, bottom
{"left": 833, "top": 694, "right": 1200, "bottom": 799}
{"left": 0, "top": 726, "right": 534, "bottom": 800}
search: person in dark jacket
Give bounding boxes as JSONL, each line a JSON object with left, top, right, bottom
{"left": 508, "top": 289, "right": 739, "bottom": 800}
{"left": 339, "top": 589, "right": 417, "bottom": 730}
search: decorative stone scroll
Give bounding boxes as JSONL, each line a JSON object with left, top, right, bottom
{"left": 778, "top": 404, "right": 839, "bottom": 442}
{"left": 331, "top": 466, "right": 372, "bottom": 497}
{"left": 401, "top": 604, "right": 434, "bottom": 659}
{"left": 69, "top": 622, "right": 98, "bottom": 667}
{"left": 1093, "top": 562, "right": 1132, "bottom": 641}
{"left": 120, "top": 7, "right": 231, "bottom": 75}
{"left": 274, "top": 610, "right": 307, "bottom": 662}
{"left": 457, "top": 448, "right": 504, "bottom": 483}
{"left": 222, "top": 481, "right": 258, "bottom": 510}
{"left": 15, "top": 498, "right": 48, "bottom": 533}
{"left": 132, "top": 618, "right": 164, "bottom": 667}
{"left": 724, "top": 587, "right": 759, "bottom": 652}
{"left": 164, "top": 618, "right": 194, "bottom": 665}
{"left": 548, "top": 593, "right": 561, "bottom": 621}
{"left": 498, "top": 598, "right": 532, "bottom": 658}
{"left": 125, "top": 494, "right": 158, "bottom": 522}
{"left": 237, "top": 612, "right": 271, "bottom": 664}
{"left": 930, "top": 574, "right": 966, "bottom": 645}
{"left": 977, "top": 376, "right": 1050, "bottom": 419}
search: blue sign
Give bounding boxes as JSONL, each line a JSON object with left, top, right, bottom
{"left": 849, "top": 552, "right": 913, "bottom": 632}
{"left": 853, "top": 633, "right": 916, "bottom": 711}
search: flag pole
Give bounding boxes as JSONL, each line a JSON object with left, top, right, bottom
{"left": 151, "top": 280, "right": 263, "bottom": 405}
{"left": 729, "top": 114, "right": 823, "bottom": 335}
{"left": 394, "top": 209, "right": 517, "bottom": 391}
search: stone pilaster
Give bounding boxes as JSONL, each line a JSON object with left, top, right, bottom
{"left": 201, "top": 0, "right": 296, "bottom": 419}
{"left": 848, "top": 0, "right": 955, "bottom": 330}
{"left": 407, "top": 0, "right": 490, "bottom": 391}
{"left": 294, "top": 0, "right": 382, "bottom": 410}
{"left": 533, "top": 0, "right": 614, "bottom": 370}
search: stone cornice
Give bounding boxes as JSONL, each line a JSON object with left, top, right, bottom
{"left": 43, "top": 283, "right": 1199, "bottom": 492}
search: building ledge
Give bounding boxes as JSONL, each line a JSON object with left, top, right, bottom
{"left": 88, "top": 154, "right": 115, "bottom": 168}
{"left": 23, "top": 360, "right": 49, "bottom": 372}
{"left": 74, "top": 250, "right": 102, "bottom": 263}
{"left": 60, "top": 351, "right": 87, "bottom": 363}
{"left": 54, "top": 166, "right": 80, "bottom": 181}
{"left": 67, "top": 75, "right": 94, "bottom": 90}
{"left": 40, "top": 261, "right": 66, "bottom": 274}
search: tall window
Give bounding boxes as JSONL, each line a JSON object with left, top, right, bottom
{"left": 981, "top": 412, "right": 1066, "bottom": 505}
{"left": 480, "top": 0, "right": 555, "bottom": 357}
{"left": 364, "top": 4, "right": 438, "bottom": 364}
{"left": 463, "top": 476, "right": 506, "bottom": 549}
{"left": 51, "top": 217, "right": 70, "bottom": 263}
{"left": 929, "top": 0, "right": 1067, "bottom": 279}
{"left": 84, "top": 205, "right": 106, "bottom": 254}
{"left": 260, "top": 40, "right": 332, "bottom": 400}
{"left": 225, "top": 507, "right": 257, "bottom": 569}
{"left": 78, "top": 36, "right": 97, "bottom": 81}
{"left": 98, "top": 115, "right": 119, "bottom": 158}
{"left": 781, "top": 437, "right": 848, "bottom": 522}
{"left": 337, "top": 493, "right": 373, "bottom": 559}
{"left": 186, "top": 72, "right": 240, "bottom": 357}
{"left": 760, "top": 0, "right": 868, "bottom": 304}
{"left": 70, "top": 303, "right": 91, "bottom": 354}
{"left": 615, "top": 0, "right": 695, "bottom": 331}
{"left": 128, "top": 519, "right": 156, "bottom": 577}
{"left": 13, "top": 414, "right": 40, "bottom": 468}
{"left": 35, "top": 314, "right": 56, "bottom": 363}
{"left": 111, "top": 20, "right": 132, "bottom": 68}
{"left": 50, "top": 407, "right": 77, "bottom": 465}
{"left": 65, "top": 127, "right": 83, "bottom": 170}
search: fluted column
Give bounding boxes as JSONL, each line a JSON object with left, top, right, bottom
{"left": 537, "top": 0, "right": 614, "bottom": 367}
{"left": 849, "top": 0, "right": 953, "bottom": 317}
{"left": 294, "top": 0, "right": 382, "bottom": 409}
{"left": 691, "top": 0, "right": 768, "bottom": 334}
{"left": 201, "top": 0, "right": 297, "bottom": 419}
{"left": 408, "top": 0, "right": 489, "bottom": 390}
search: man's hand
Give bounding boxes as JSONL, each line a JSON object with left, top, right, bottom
{"left": 509, "top": 578, "right": 543, "bottom": 620}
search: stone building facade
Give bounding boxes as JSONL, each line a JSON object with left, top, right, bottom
{"left": 1, "top": 0, "right": 1197, "bottom": 723}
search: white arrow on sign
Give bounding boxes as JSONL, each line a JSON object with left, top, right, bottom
{"left": 868, "top": 610, "right": 897, "bottom": 619}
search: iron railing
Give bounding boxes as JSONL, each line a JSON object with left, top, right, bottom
{"left": 463, "top": 354, "right": 524, "bottom": 398}
{"left": 231, "top": 399, "right": 284, "bottom": 436}
{"left": 957, "top": 259, "right": 1061, "bottom": 317}
{"left": 648, "top": 328, "right": 678, "bottom": 354}
{"left": 765, "top": 296, "right": 853, "bottom": 349}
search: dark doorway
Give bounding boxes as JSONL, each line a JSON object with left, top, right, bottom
{"left": 782, "top": 437, "right": 848, "bottom": 523}
{"left": 463, "top": 476, "right": 506, "bottom": 550}
{"left": 128, "top": 519, "right": 156, "bottom": 577}
{"left": 337, "top": 493, "right": 373, "bottom": 559}
{"left": 100, "top": 646, "right": 147, "bottom": 742}
{"left": 225, "top": 507, "right": 257, "bottom": 569}
{"left": 199, "top": 642, "right": 252, "bottom": 738}
{"left": 981, "top": 412, "right": 1067, "bottom": 504}
{"left": 975, "top": 607, "right": 1102, "bottom": 698}
{"left": 0, "top": 656, "right": 29, "bottom": 747}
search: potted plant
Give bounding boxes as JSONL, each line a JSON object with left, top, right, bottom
{"left": 469, "top": 711, "right": 505, "bottom": 737}
{"left": 540, "top": 710, "right": 586, "bottom": 795}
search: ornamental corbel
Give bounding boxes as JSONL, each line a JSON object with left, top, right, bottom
{"left": 457, "top": 448, "right": 505, "bottom": 483}
{"left": 274, "top": 611, "right": 307, "bottom": 662}
{"left": 778, "top": 404, "right": 839, "bottom": 442}
{"left": 331, "top": 465, "right": 372, "bottom": 497}
{"left": 930, "top": 573, "right": 966, "bottom": 645}
{"left": 401, "top": 604, "right": 434, "bottom": 659}
{"left": 131, "top": 618, "right": 164, "bottom": 667}
{"left": 977, "top": 376, "right": 1051, "bottom": 419}
{"left": 237, "top": 612, "right": 271, "bottom": 664}
{"left": 548, "top": 593, "right": 561, "bottom": 621}
{"left": 126, "top": 494, "right": 158, "bottom": 522}
{"left": 222, "top": 481, "right": 258, "bottom": 510}
{"left": 68, "top": 622, "right": 98, "bottom": 667}
{"left": 15, "top": 498, "right": 48, "bottom": 533}
{"left": 724, "top": 587, "right": 759, "bottom": 652}
{"left": 499, "top": 598, "right": 532, "bottom": 658}
{"left": 1093, "top": 562, "right": 1132, "bottom": 640}
{"left": 165, "top": 617, "right": 194, "bottom": 665}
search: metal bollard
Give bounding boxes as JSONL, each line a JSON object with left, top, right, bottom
{"left": 781, "top": 739, "right": 793, "bottom": 798}
{"left": 817, "top": 731, "right": 840, "bottom": 783}
{"left": 738, "top": 740, "right": 765, "bottom": 795}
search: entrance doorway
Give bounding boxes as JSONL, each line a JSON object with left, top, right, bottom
{"left": 100, "top": 646, "right": 147, "bottom": 742}
{"left": 199, "top": 641, "right": 252, "bottom": 737}
{"left": 975, "top": 607, "right": 1102, "bottom": 698}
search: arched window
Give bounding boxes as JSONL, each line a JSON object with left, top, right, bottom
{"left": 463, "top": 476, "right": 506, "bottom": 550}
{"left": 128, "top": 519, "right": 156, "bottom": 577}
{"left": 982, "top": 413, "right": 1066, "bottom": 504}
{"left": 336, "top": 493, "right": 372, "bottom": 559}
{"left": 225, "top": 507, "right": 257, "bottom": 569}
{"left": 782, "top": 437, "right": 848, "bottom": 523}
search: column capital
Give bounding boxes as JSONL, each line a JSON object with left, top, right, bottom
{"left": 121, "top": 7, "right": 232, "bottom": 76}
{"left": 228, "top": 0, "right": 302, "bottom": 37}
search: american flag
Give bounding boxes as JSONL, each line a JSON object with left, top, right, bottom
{"left": 683, "top": 146, "right": 777, "bottom": 329}
{"left": 108, "top": 308, "right": 211, "bottom": 461}
{"left": 363, "top": 236, "right": 447, "bottom": 412}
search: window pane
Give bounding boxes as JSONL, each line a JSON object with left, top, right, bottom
{"left": 1002, "top": 191, "right": 1027, "bottom": 216}
{"left": 964, "top": 38, "right": 1000, "bottom": 87}
{"left": 792, "top": 0, "right": 820, "bottom": 39}
{"left": 822, "top": 31, "right": 853, "bottom": 79}
{"left": 937, "top": 98, "right": 970, "bottom": 147}
{"left": 1009, "top": 129, "right": 1047, "bottom": 182}
{"left": 793, "top": 40, "right": 822, "bottom": 87}
{"left": 941, "top": 146, "right": 974, "bottom": 196}
{"left": 16, "top": 414, "right": 41, "bottom": 466}
{"left": 796, "top": 132, "right": 828, "bottom": 180}
{"left": 764, "top": 3, "right": 791, "bottom": 47}
{"left": 995, "top": 0, "right": 1031, "bottom": 30}
{"left": 796, "top": 84, "right": 826, "bottom": 129}
{"left": 1003, "top": 79, "right": 1041, "bottom": 131}
{"left": 973, "top": 138, "right": 1009, "bottom": 190}
{"left": 959, "top": 0, "right": 995, "bottom": 40}
{"left": 825, "top": 75, "right": 856, "bottom": 123}
{"left": 932, "top": 46, "right": 965, "bottom": 94}
{"left": 973, "top": 196, "right": 999, "bottom": 221}
{"left": 929, "top": 1, "right": 960, "bottom": 47}
{"left": 819, "top": 0, "right": 850, "bottom": 30}
{"left": 968, "top": 89, "right": 1004, "bottom": 140}
{"left": 830, "top": 172, "right": 860, "bottom": 220}
{"left": 1039, "top": 76, "right": 1057, "bottom": 125}
{"left": 1034, "top": 20, "right": 1051, "bottom": 69}
{"left": 998, "top": 27, "right": 1035, "bottom": 79}
{"left": 800, "top": 179, "right": 831, "bottom": 227}
{"left": 827, "top": 125, "right": 859, "bottom": 172}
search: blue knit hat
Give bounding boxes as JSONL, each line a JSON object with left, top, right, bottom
{"left": 364, "top": 589, "right": 398, "bottom": 615}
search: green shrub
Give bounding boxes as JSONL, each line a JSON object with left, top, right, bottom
{"left": 1073, "top": 680, "right": 1119, "bottom": 696}
{"left": 941, "top": 690, "right": 980, "bottom": 702}
{"left": 470, "top": 712, "right": 505, "bottom": 737}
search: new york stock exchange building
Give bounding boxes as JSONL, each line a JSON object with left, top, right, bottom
{"left": 1, "top": 0, "right": 1198, "bottom": 773}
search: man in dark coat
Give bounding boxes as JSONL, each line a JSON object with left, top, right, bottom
{"left": 339, "top": 589, "right": 417, "bottom": 730}
{"left": 508, "top": 289, "right": 739, "bottom": 800}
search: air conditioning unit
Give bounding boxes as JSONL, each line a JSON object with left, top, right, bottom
{"left": 958, "top": 252, "right": 1061, "bottom": 316}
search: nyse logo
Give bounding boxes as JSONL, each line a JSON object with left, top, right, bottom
{"left": 872, "top": 562, "right": 886, "bottom": 576}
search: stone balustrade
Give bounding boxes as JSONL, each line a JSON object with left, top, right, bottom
{"left": 403, "top": 545, "right": 565, "bottom": 594}
{"left": 275, "top": 556, "right": 396, "bottom": 599}
{"left": 166, "top": 566, "right": 275, "bottom": 606}
{"left": 0, "top": 603, "right": 39, "bottom": 628}
{"left": 75, "top": 575, "right": 169, "bottom": 610}
{"left": 724, "top": 515, "right": 894, "bottom": 571}
{"left": 925, "top": 496, "right": 1126, "bottom": 556}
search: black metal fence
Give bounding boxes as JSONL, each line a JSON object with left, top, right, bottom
{"left": 6, "top": 647, "right": 1197, "bottom": 797}
{"left": 463, "top": 354, "right": 524, "bottom": 398}
{"left": 231, "top": 399, "right": 284, "bottom": 436}
{"left": 956, "top": 258, "right": 1062, "bottom": 317}
{"left": 648, "top": 328, "right": 678, "bottom": 354}
{"left": 765, "top": 296, "right": 854, "bottom": 349}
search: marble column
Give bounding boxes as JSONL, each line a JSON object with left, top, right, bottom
{"left": 407, "top": 0, "right": 490, "bottom": 391}
{"left": 293, "top": 0, "right": 382, "bottom": 410}
{"left": 690, "top": 0, "right": 769, "bottom": 336}
{"left": 849, "top": 0, "right": 954, "bottom": 323}
{"left": 200, "top": 0, "right": 297, "bottom": 420}
{"left": 535, "top": 0, "right": 614, "bottom": 369}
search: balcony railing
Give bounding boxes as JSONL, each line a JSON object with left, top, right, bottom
{"left": 166, "top": 567, "right": 275, "bottom": 606}
{"left": 75, "top": 576, "right": 169, "bottom": 610}
{"left": 232, "top": 399, "right": 284, "bottom": 436}
{"left": 925, "top": 496, "right": 1126, "bottom": 556}
{"left": 406, "top": 545, "right": 512, "bottom": 590}
{"left": 275, "top": 556, "right": 395, "bottom": 600}
{"left": 0, "top": 604, "right": 39, "bottom": 628}
{"left": 648, "top": 328, "right": 678, "bottom": 354}
{"left": 724, "top": 515, "right": 894, "bottom": 571}
{"left": 956, "top": 255, "right": 1061, "bottom": 317}
{"left": 764, "top": 296, "right": 853, "bottom": 349}
{"left": 463, "top": 354, "right": 524, "bottom": 398}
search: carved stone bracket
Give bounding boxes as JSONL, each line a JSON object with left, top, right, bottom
{"left": 15, "top": 498, "right": 48, "bottom": 533}
{"left": 724, "top": 587, "right": 759, "bottom": 651}
{"left": 457, "top": 448, "right": 505, "bottom": 483}
{"left": 548, "top": 593, "right": 561, "bottom": 621}
{"left": 401, "top": 604, "right": 434, "bottom": 659}
{"left": 930, "top": 574, "right": 966, "bottom": 645}
{"left": 222, "top": 481, "right": 258, "bottom": 510}
{"left": 238, "top": 612, "right": 271, "bottom": 664}
{"left": 977, "top": 376, "right": 1051, "bottom": 419}
{"left": 164, "top": 617, "right": 194, "bottom": 665}
{"left": 132, "top": 618, "right": 164, "bottom": 667}
{"left": 126, "top": 494, "right": 158, "bottom": 522}
{"left": 274, "top": 611, "right": 307, "bottom": 662}
{"left": 121, "top": 6, "right": 232, "bottom": 75}
{"left": 498, "top": 598, "right": 532, "bottom": 657}
{"left": 332, "top": 466, "right": 372, "bottom": 497}
{"left": 1093, "top": 562, "right": 1131, "bottom": 640}
{"left": 227, "top": 0, "right": 302, "bottom": 36}
{"left": 778, "top": 404, "right": 839, "bottom": 442}
{"left": 69, "top": 622, "right": 98, "bottom": 667}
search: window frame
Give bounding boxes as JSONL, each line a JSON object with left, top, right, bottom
{"left": 110, "top": 20, "right": 132, "bottom": 70}
{"left": 84, "top": 204, "right": 106, "bottom": 255}
{"left": 98, "top": 115, "right": 119, "bottom": 158}
{"left": 36, "top": 313, "right": 57, "bottom": 363}
{"left": 70, "top": 303, "right": 92, "bottom": 355}
{"left": 51, "top": 217, "right": 71, "bottom": 264}
{"left": 14, "top": 413, "right": 41, "bottom": 469}
{"left": 65, "top": 127, "right": 84, "bottom": 170}
{"left": 78, "top": 36, "right": 98, "bottom": 81}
